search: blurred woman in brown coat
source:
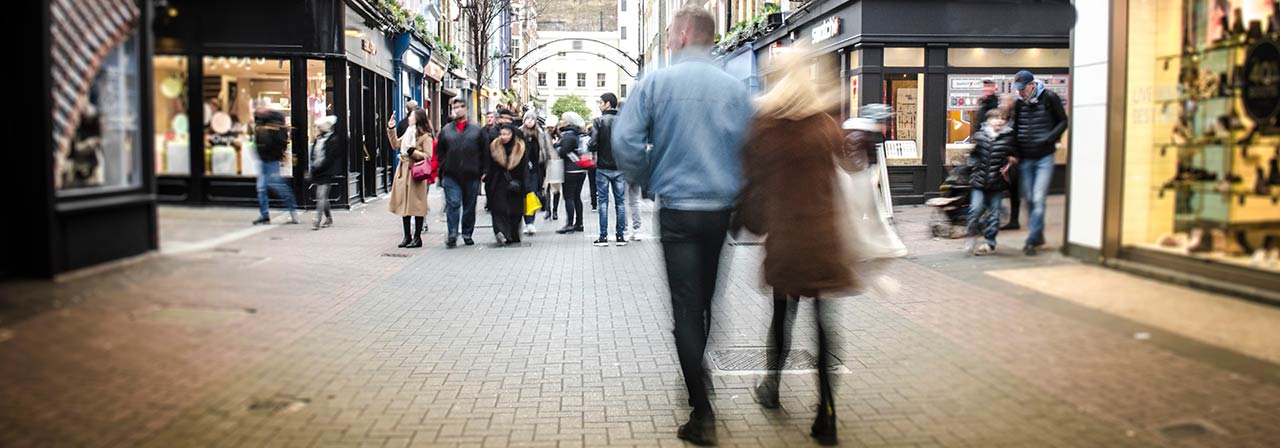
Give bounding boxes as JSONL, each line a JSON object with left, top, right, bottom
{"left": 734, "top": 54, "right": 856, "bottom": 446}
{"left": 386, "top": 109, "right": 433, "bottom": 248}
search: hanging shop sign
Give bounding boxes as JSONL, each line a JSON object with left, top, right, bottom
{"left": 1243, "top": 40, "right": 1280, "bottom": 127}
{"left": 811, "top": 17, "right": 841, "bottom": 44}
{"left": 425, "top": 60, "right": 447, "bottom": 81}
{"left": 362, "top": 39, "right": 378, "bottom": 55}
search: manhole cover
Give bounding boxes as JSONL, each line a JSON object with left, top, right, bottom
{"left": 381, "top": 253, "right": 412, "bottom": 258}
{"left": 710, "top": 347, "right": 842, "bottom": 372}
{"left": 247, "top": 394, "right": 310, "bottom": 415}
{"left": 137, "top": 306, "right": 253, "bottom": 325}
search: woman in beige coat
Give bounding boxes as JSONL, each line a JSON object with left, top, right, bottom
{"left": 386, "top": 108, "right": 432, "bottom": 248}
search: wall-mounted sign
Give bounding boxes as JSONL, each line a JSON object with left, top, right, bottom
{"left": 1243, "top": 40, "right": 1280, "bottom": 126}
{"left": 425, "top": 60, "right": 447, "bottom": 81}
{"left": 362, "top": 39, "right": 377, "bottom": 55}
{"left": 811, "top": 17, "right": 841, "bottom": 44}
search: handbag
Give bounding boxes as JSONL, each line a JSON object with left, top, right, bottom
{"left": 574, "top": 152, "right": 597, "bottom": 169}
{"left": 504, "top": 170, "right": 522, "bottom": 193}
{"left": 410, "top": 158, "right": 432, "bottom": 181}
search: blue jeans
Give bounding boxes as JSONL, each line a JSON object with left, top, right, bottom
{"left": 1018, "top": 155, "right": 1055, "bottom": 247}
{"left": 257, "top": 160, "right": 297, "bottom": 220}
{"left": 967, "top": 189, "right": 1005, "bottom": 247}
{"left": 596, "top": 169, "right": 628, "bottom": 238}
{"left": 441, "top": 175, "right": 481, "bottom": 239}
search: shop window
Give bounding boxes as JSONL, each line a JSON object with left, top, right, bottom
{"left": 538, "top": 73, "right": 547, "bottom": 86}
{"left": 558, "top": 72, "right": 566, "bottom": 87}
{"left": 944, "top": 73, "right": 1071, "bottom": 166}
{"left": 202, "top": 56, "right": 292, "bottom": 177}
{"left": 947, "top": 48, "right": 1071, "bottom": 68}
{"left": 848, "top": 75, "right": 860, "bottom": 118}
{"left": 884, "top": 48, "right": 925, "bottom": 67}
{"left": 155, "top": 55, "right": 190, "bottom": 176}
{"left": 306, "top": 60, "right": 334, "bottom": 146}
{"left": 57, "top": 31, "right": 143, "bottom": 192}
{"left": 1123, "top": 0, "right": 1280, "bottom": 273}
{"left": 598, "top": 73, "right": 607, "bottom": 87}
{"left": 848, "top": 49, "right": 861, "bottom": 70}
{"left": 578, "top": 73, "right": 587, "bottom": 87}
{"left": 883, "top": 73, "right": 924, "bottom": 166}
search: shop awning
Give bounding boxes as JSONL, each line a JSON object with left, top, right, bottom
{"left": 49, "top": 0, "right": 140, "bottom": 159}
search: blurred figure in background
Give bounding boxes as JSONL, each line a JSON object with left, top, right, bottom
{"left": 486, "top": 124, "right": 530, "bottom": 246}
{"left": 308, "top": 115, "right": 342, "bottom": 230}
{"left": 612, "top": 5, "right": 753, "bottom": 445}
{"left": 735, "top": 52, "right": 856, "bottom": 447}
{"left": 385, "top": 109, "right": 433, "bottom": 249}
{"left": 840, "top": 105, "right": 909, "bottom": 261}
{"left": 1012, "top": 70, "right": 1068, "bottom": 255}
{"left": 251, "top": 99, "right": 298, "bottom": 226}
{"left": 543, "top": 115, "right": 565, "bottom": 223}
{"left": 591, "top": 93, "right": 627, "bottom": 247}
{"left": 555, "top": 112, "right": 589, "bottom": 234}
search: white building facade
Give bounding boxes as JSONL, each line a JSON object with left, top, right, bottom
{"left": 533, "top": 31, "right": 636, "bottom": 118}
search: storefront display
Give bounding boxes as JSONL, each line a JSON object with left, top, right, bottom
{"left": 884, "top": 74, "right": 923, "bottom": 166}
{"left": 202, "top": 56, "right": 293, "bottom": 178}
{"left": 56, "top": 31, "right": 144, "bottom": 192}
{"left": 946, "top": 73, "right": 1071, "bottom": 165}
{"left": 1124, "top": 0, "right": 1280, "bottom": 274}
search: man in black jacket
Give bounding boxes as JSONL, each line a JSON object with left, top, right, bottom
{"left": 436, "top": 98, "right": 490, "bottom": 248}
{"left": 1011, "top": 70, "right": 1068, "bottom": 256}
{"left": 590, "top": 93, "right": 627, "bottom": 246}
{"left": 251, "top": 101, "right": 298, "bottom": 226}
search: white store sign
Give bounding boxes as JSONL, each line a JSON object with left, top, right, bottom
{"left": 811, "top": 17, "right": 841, "bottom": 44}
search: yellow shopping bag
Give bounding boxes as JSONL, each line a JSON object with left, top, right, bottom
{"left": 525, "top": 192, "right": 542, "bottom": 216}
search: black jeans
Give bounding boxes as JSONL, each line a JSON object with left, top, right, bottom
{"left": 659, "top": 208, "right": 732, "bottom": 415}
{"left": 563, "top": 171, "right": 587, "bottom": 227}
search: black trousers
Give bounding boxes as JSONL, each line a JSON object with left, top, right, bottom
{"left": 588, "top": 168, "right": 599, "bottom": 208}
{"left": 659, "top": 208, "right": 732, "bottom": 415}
{"left": 1006, "top": 164, "right": 1022, "bottom": 224}
{"left": 563, "top": 172, "right": 587, "bottom": 227}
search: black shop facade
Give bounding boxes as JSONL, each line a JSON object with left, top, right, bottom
{"left": 754, "top": 0, "right": 1076, "bottom": 205}
{"left": 151, "top": 0, "right": 422, "bottom": 209}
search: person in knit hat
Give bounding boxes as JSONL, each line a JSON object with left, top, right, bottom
{"left": 521, "top": 110, "right": 555, "bottom": 234}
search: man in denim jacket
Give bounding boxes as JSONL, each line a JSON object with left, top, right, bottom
{"left": 611, "top": 5, "right": 753, "bottom": 445}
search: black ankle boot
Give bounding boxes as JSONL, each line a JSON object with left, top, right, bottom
{"left": 399, "top": 217, "right": 413, "bottom": 247}
{"left": 406, "top": 217, "right": 424, "bottom": 248}
{"left": 552, "top": 193, "right": 561, "bottom": 220}
{"left": 811, "top": 408, "right": 838, "bottom": 446}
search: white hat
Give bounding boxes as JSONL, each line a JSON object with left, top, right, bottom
{"left": 315, "top": 115, "right": 337, "bottom": 132}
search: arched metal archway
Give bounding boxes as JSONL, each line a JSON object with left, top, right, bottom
{"left": 512, "top": 38, "right": 641, "bottom": 78}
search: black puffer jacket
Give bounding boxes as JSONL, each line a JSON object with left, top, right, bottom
{"left": 436, "top": 119, "right": 489, "bottom": 178}
{"left": 969, "top": 124, "right": 1017, "bottom": 192}
{"left": 254, "top": 109, "right": 288, "bottom": 162}
{"left": 557, "top": 126, "right": 586, "bottom": 174}
{"left": 1014, "top": 85, "right": 1068, "bottom": 160}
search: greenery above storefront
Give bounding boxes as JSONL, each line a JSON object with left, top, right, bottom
{"left": 372, "top": 0, "right": 463, "bottom": 70}
{"left": 713, "top": 4, "right": 781, "bottom": 56}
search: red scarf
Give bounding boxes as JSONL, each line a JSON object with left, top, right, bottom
{"left": 456, "top": 119, "right": 467, "bottom": 133}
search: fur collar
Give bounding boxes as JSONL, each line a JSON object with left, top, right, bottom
{"left": 490, "top": 138, "right": 525, "bottom": 171}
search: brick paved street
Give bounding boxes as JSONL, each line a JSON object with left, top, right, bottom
{"left": 2, "top": 194, "right": 1279, "bottom": 447}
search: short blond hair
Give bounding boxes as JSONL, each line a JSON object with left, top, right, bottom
{"left": 673, "top": 4, "right": 716, "bottom": 46}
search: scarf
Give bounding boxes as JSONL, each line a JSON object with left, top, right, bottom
{"left": 399, "top": 126, "right": 417, "bottom": 152}
{"left": 490, "top": 138, "right": 525, "bottom": 171}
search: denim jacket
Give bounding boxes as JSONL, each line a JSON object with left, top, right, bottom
{"left": 611, "top": 47, "right": 753, "bottom": 211}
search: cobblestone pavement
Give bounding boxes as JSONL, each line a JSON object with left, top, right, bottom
{"left": 1, "top": 194, "right": 1278, "bottom": 447}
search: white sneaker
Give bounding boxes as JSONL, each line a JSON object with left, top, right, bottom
{"left": 975, "top": 243, "right": 995, "bottom": 256}
{"left": 962, "top": 237, "right": 978, "bottom": 254}
{"left": 526, "top": 224, "right": 537, "bottom": 235}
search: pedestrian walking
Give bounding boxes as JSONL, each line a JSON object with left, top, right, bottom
{"left": 735, "top": 53, "right": 857, "bottom": 446}
{"left": 385, "top": 109, "right": 433, "bottom": 249}
{"left": 308, "top": 115, "right": 342, "bottom": 230}
{"left": 1012, "top": 70, "right": 1068, "bottom": 255}
{"left": 251, "top": 100, "right": 299, "bottom": 226}
{"left": 611, "top": 5, "right": 754, "bottom": 445}
{"left": 840, "top": 105, "right": 909, "bottom": 261}
{"left": 555, "top": 112, "right": 588, "bottom": 234}
{"left": 542, "top": 116, "right": 564, "bottom": 222}
{"left": 486, "top": 125, "right": 531, "bottom": 246}
{"left": 964, "top": 109, "right": 1018, "bottom": 255}
{"left": 522, "top": 111, "right": 553, "bottom": 235}
{"left": 436, "top": 98, "right": 489, "bottom": 248}
{"left": 590, "top": 93, "right": 627, "bottom": 246}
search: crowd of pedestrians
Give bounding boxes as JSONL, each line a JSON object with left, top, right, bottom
{"left": 247, "top": 4, "right": 1067, "bottom": 446}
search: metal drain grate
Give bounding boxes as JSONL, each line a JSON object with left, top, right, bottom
{"left": 710, "top": 347, "right": 841, "bottom": 371}
{"left": 381, "top": 253, "right": 412, "bottom": 258}
{"left": 502, "top": 242, "right": 533, "bottom": 248}
{"left": 729, "top": 241, "right": 764, "bottom": 247}
{"left": 1158, "top": 420, "right": 1221, "bottom": 440}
